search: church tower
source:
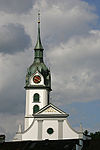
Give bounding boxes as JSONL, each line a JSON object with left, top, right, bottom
{"left": 24, "top": 12, "right": 51, "bottom": 130}
{"left": 13, "top": 13, "right": 90, "bottom": 145}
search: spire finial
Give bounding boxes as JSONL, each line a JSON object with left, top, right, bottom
{"left": 34, "top": 10, "right": 43, "bottom": 50}
{"left": 38, "top": 10, "right": 40, "bottom": 23}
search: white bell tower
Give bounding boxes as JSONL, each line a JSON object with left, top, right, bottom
{"left": 24, "top": 12, "right": 51, "bottom": 130}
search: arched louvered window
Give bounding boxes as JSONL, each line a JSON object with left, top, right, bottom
{"left": 33, "top": 105, "right": 39, "bottom": 114}
{"left": 34, "top": 93, "right": 39, "bottom": 102}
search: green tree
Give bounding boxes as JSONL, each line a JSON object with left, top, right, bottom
{"left": 90, "top": 131, "right": 100, "bottom": 139}
{"left": 84, "top": 130, "right": 89, "bottom": 135}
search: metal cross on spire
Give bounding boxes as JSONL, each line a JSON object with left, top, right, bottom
{"left": 34, "top": 10, "right": 43, "bottom": 50}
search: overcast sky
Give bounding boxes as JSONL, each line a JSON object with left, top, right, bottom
{"left": 0, "top": 0, "right": 100, "bottom": 141}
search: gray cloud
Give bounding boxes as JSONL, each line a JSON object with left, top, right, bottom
{"left": 0, "top": 24, "right": 31, "bottom": 54}
{"left": 0, "top": 83, "right": 25, "bottom": 114}
{"left": 48, "top": 30, "right": 100, "bottom": 106}
{"left": 0, "top": 0, "right": 35, "bottom": 14}
{"left": 0, "top": 0, "right": 100, "bottom": 140}
{"left": 0, "top": 48, "right": 33, "bottom": 114}
{"left": 39, "top": 0, "right": 97, "bottom": 48}
{"left": 0, "top": 113, "right": 24, "bottom": 141}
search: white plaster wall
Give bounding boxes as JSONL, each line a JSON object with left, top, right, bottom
{"left": 22, "top": 117, "right": 82, "bottom": 141}
{"left": 24, "top": 117, "right": 34, "bottom": 130}
{"left": 42, "top": 120, "right": 58, "bottom": 140}
{"left": 24, "top": 118, "right": 29, "bottom": 130}
{"left": 23, "top": 119, "right": 59, "bottom": 141}
{"left": 25, "top": 89, "right": 48, "bottom": 116}
{"left": 25, "top": 89, "right": 48, "bottom": 129}
{"left": 25, "top": 90, "right": 29, "bottom": 116}
{"left": 63, "top": 119, "right": 80, "bottom": 139}
{"left": 22, "top": 120, "right": 38, "bottom": 141}
{"left": 29, "top": 118, "right": 34, "bottom": 126}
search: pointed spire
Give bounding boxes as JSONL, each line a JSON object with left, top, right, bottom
{"left": 17, "top": 124, "right": 22, "bottom": 133}
{"left": 80, "top": 123, "right": 83, "bottom": 133}
{"left": 34, "top": 10, "right": 44, "bottom": 50}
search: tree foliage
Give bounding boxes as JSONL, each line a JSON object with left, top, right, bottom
{"left": 90, "top": 131, "right": 100, "bottom": 139}
{"left": 84, "top": 130, "right": 89, "bottom": 135}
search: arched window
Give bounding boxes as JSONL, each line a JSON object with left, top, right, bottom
{"left": 33, "top": 105, "right": 39, "bottom": 114}
{"left": 33, "top": 93, "right": 39, "bottom": 102}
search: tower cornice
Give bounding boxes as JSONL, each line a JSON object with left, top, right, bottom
{"left": 24, "top": 85, "right": 52, "bottom": 91}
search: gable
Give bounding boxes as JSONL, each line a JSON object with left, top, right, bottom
{"left": 34, "top": 103, "right": 68, "bottom": 116}
{"left": 29, "top": 71, "right": 44, "bottom": 86}
{"left": 40, "top": 106, "right": 61, "bottom": 115}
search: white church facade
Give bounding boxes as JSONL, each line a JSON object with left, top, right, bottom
{"left": 13, "top": 12, "right": 89, "bottom": 145}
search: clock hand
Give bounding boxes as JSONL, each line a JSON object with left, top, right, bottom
{"left": 35, "top": 78, "right": 40, "bottom": 82}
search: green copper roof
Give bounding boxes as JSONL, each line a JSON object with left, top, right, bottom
{"left": 28, "top": 62, "right": 49, "bottom": 75}
{"left": 34, "top": 12, "right": 43, "bottom": 50}
{"left": 25, "top": 12, "right": 51, "bottom": 90}
{"left": 25, "top": 62, "right": 51, "bottom": 89}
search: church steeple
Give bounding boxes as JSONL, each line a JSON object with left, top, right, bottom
{"left": 25, "top": 11, "right": 51, "bottom": 90}
{"left": 34, "top": 11, "right": 43, "bottom": 50}
{"left": 34, "top": 11, "right": 44, "bottom": 62}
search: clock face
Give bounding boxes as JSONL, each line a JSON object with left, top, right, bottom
{"left": 33, "top": 75, "right": 41, "bottom": 84}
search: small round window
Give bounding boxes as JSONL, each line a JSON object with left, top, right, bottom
{"left": 47, "top": 128, "right": 54, "bottom": 134}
